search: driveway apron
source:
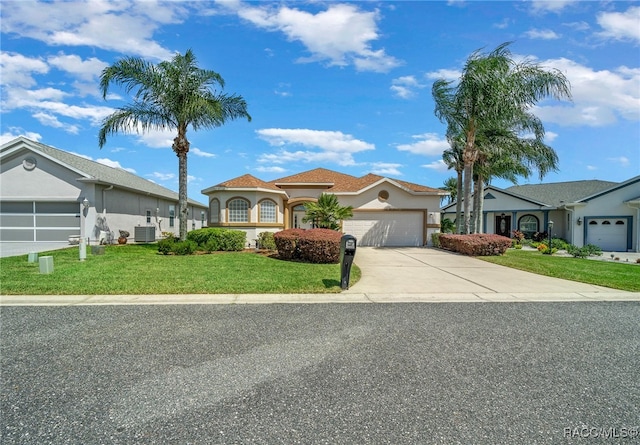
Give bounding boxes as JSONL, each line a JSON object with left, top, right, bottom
{"left": 345, "top": 247, "right": 617, "bottom": 295}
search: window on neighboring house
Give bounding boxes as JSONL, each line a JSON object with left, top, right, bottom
{"left": 169, "top": 205, "right": 175, "bottom": 227}
{"left": 518, "top": 214, "right": 539, "bottom": 237}
{"left": 259, "top": 200, "right": 276, "bottom": 223}
{"left": 228, "top": 198, "right": 249, "bottom": 223}
{"left": 201, "top": 211, "right": 206, "bottom": 227}
{"left": 210, "top": 199, "right": 220, "bottom": 223}
{"left": 146, "top": 210, "right": 151, "bottom": 224}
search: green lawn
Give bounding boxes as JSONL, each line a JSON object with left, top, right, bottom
{"left": 0, "top": 244, "right": 360, "bottom": 295}
{"left": 478, "top": 249, "right": 640, "bottom": 292}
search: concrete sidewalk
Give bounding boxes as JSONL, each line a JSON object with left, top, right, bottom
{"left": 1, "top": 247, "right": 639, "bottom": 306}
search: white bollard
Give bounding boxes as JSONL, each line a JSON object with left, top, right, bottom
{"left": 39, "top": 256, "right": 54, "bottom": 274}
{"left": 79, "top": 237, "right": 87, "bottom": 261}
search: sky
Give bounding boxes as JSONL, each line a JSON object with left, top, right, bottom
{"left": 1, "top": 0, "right": 639, "bottom": 204}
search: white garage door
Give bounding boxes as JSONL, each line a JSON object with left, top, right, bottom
{"left": 343, "top": 211, "right": 423, "bottom": 247}
{"left": 586, "top": 218, "right": 627, "bottom": 251}
{"left": 0, "top": 201, "right": 80, "bottom": 242}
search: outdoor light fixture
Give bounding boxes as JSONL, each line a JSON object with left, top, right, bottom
{"left": 82, "top": 198, "right": 90, "bottom": 209}
{"left": 577, "top": 217, "right": 582, "bottom": 226}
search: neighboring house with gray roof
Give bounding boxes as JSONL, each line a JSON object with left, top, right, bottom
{"left": 0, "top": 137, "right": 207, "bottom": 244}
{"left": 442, "top": 176, "right": 640, "bottom": 252}
{"left": 202, "top": 168, "right": 447, "bottom": 247}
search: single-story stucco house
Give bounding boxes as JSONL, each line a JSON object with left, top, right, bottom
{"left": 202, "top": 168, "right": 447, "bottom": 247}
{"left": 0, "top": 137, "right": 208, "bottom": 244}
{"left": 442, "top": 176, "right": 640, "bottom": 252}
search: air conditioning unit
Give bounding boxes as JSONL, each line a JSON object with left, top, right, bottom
{"left": 134, "top": 226, "right": 156, "bottom": 243}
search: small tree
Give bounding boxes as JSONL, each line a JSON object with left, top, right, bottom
{"left": 303, "top": 193, "right": 353, "bottom": 230}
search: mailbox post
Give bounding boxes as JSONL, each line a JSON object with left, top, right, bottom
{"left": 340, "top": 234, "right": 357, "bottom": 290}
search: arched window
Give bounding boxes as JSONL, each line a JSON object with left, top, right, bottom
{"left": 589, "top": 221, "right": 598, "bottom": 225}
{"left": 615, "top": 220, "right": 625, "bottom": 225}
{"left": 602, "top": 220, "right": 611, "bottom": 225}
{"left": 210, "top": 198, "right": 220, "bottom": 223}
{"left": 259, "top": 199, "right": 277, "bottom": 223}
{"left": 518, "top": 214, "right": 539, "bottom": 237}
{"left": 228, "top": 198, "right": 249, "bottom": 223}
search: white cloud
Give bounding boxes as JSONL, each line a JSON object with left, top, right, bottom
{"left": 0, "top": 0, "right": 183, "bottom": 60}
{"left": 425, "top": 68, "right": 461, "bottom": 81}
{"left": 191, "top": 148, "right": 216, "bottom": 158}
{"left": 0, "top": 52, "right": 49, "bottom": 88}
{"left": 391, "top": 75, "right": 425, "bottom": 99}
{"left": 255, "top": 166, "right": 287, "bottom": 173}
{"left": 545, "top": 131, "right": 559, "bottom": 143}
{"left": 258, "top": 150, "right": 358, "bottom": 167}
{"left": 422, "top": 160, "right": 450, "bottom": 172}
{"left": 32, "top": 112, "right": 80, "bottom": 134}
{"left": 530, "top": 0, "right": 578, "bottom": 14}
{"left": 534, "top": 58, "right": 640, "bottom": 126}
{"left": 524, "top": 28, "right": 561, "bottom": 40}
{"left": 148, "top": 172, "right": 176, "bottom": 181}
{"left": 217, "top": 1, "right": 401, "bottom": 72}
{"left": 607, "top": 156, "right": 630, "bottom": 167}
{"left": 586, "top": 165, "right": 597, "bottom": 171}
{"left": 597, "top": 6, "right": 640, "bottom": 43}
{"left": 370, "top": 162, "right": 403, "bottom": 176}
{"left": 256, "top": 128, "right": 374, "bottom": 153}
{"left": 95, "top": 158, "right": 136, "bottom": 173}
{"left": 47, "top": 53, "right": 109, "bottom": 81}
{"left": 396, "top": 133, "right": 449, "bottom": 156}
{"left": 0, "top": 130, "right": 42, "bottom": 145}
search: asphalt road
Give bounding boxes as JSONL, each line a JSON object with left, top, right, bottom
{"left": 1, "top": 303, "right": 639, "bottom": 444}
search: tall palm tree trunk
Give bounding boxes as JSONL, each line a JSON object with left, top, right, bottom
{"left": 462, "top": 161, "right": 473, "bottom": 234}
{"left": 455, "top": 169, "right": 463, "bottom": 233}
{"left": 173, "top": 131, "right": 190, "bottom": 241}
{"left": 473, "top": 175, "right": 484, "bottom": 234}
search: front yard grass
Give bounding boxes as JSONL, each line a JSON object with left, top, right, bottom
{"left": 478, "top": 249, "right": 640, "bottom": 292}
{"left": 0, "top": 244, "right": 360, "bottom": 295}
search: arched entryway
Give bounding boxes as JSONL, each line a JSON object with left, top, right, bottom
{"left": 286, "top": 198, "right": 317, "bottom": 230}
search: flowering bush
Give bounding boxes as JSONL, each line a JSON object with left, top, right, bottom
{"left": 511, "top": 230, "right": 525, "bottom": 243}
{"left": 439, "top": 234, "right": 512, "bottom": 256}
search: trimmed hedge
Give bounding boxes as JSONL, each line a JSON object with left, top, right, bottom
{"left": 257, "top": 231, "right": 277, "bottom": 250}
{"left": 439, "top": 233, "right": 512, "bottom": 256}
{"left": 297, "top": 229, "right": 342, "bottom": 263}
{"left": 157, "top": 237, "right": 198, "bottom": 255}
{"left": 186, "top": 228, "right": 246, "bottom": 252}
{"left": 274, "top": 228, "right": 342, "bottom": 263}
{"left": 273, "top": 228, "right": 306, "bottom": 260}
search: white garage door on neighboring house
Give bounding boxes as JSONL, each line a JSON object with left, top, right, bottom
{"left": 586, "top": 218, "right": 628, "bottom": 252}
{"left": 343, "top": 211, "right": 424, "bottom": 247}
{"left": 0, "top": 201, "right": 80, "bottom": 242}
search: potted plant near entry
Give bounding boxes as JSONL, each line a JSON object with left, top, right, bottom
{"left": 118, "top": 230, "right": 130, "bottom": 244}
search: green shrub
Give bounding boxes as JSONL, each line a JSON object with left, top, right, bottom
{"left": 431, "top": 232, "right": 441, "bottom": 248}
{"left": 186, "top": 228, "right": 246, "bottom": 252}
{"left": 274, "top": 228, "right": 306, "bottom": 260}
{"left": 297, "top": 229, "right": 342, "bottom": 263}
{"left": 584, "top": 244, "right": 603, "bottom": 256}
{"left": 157, "top": 236, "right": 177, "bottom": 255}
{"left": 551, "top": 237, "right": 570, "bottom": 250}
{"left": 172, "top": 240, "right": 198, "bottom": 255}
{"left": 257, "top": 231, "right": 277, "bottom": 250}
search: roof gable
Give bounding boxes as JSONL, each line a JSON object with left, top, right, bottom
{"left": 1, "top": 137, "right": 206, "bottom": 207}
{"left": 506, "top": 180, "right": 617, "bottom": 206}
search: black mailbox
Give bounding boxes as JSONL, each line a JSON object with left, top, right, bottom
{"left": 340, "top": 234, "right": 357, "bottom": 290}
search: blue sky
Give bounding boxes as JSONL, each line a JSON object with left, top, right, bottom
{"left": 2, "top": 0, "right": 639, "bottom": 204}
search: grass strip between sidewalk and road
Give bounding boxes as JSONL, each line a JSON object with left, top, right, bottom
{"left": 477, "top": 249, "right": 640, "bottom": 292}
{"left": 0, "top": 244, "right": 360, "bottom": 295}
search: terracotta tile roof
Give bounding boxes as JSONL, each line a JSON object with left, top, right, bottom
{"left": 216, "top": 173, "right": 281, "bottom": 190}
{"left": 206, "top": 168, "right": 442, "bottom": 195}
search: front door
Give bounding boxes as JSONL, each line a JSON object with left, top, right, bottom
{"left": 495, "top": 215, "right": 511, "bottom": 237}
{"left": 292, "top": 205, "right": 313, "bottom": 229}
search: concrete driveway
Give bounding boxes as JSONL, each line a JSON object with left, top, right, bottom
{"left": 0, "top": 242, "right": 72, "bottom": 258}
{"left": 345, "top": 247, "right": 633, "bottom": 299}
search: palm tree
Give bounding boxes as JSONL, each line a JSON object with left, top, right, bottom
{"left": 98, "top": 49, "right": 251, "bottom": 240}
{"left": 442, "top": 132, "right": 465, "bottom": 233}
{"left": 440, "top": 177, "right": 457, "bottom": 205}
{"left": 302, "top": 194, "right": 354, "bottom": 230}
{"left": 432, "top": 42, "right": 571, "bottom": 234}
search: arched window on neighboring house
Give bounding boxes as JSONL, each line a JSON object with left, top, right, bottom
{"left": 210, "top": 198, "right": 220, "bottom": 223}
{"left": 259, "top": 199, "right": 277, "bottom": 223}
{"left": 227, "top": 198, "right": 250, "bottom": 223}
{"left": 518, "top": 214, "right": 539, "bottom": 238}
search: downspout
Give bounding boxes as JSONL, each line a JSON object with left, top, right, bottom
{"left": 102, "top": 185, "right": 114, "bottom": 214}
{"left": 562, "top": 205, "right": 574, "bottom": 246}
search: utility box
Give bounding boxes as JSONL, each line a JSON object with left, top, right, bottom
{"left": 339, "top": 234, "right": 357, "bottom": 290}
{"left": 91, "top": 245, "right": 105, "bottom": 255}
{"left": 28, "top": 252, "right": 38, "bottom": 263}
{"left": 39, "top": 256, "right": 54, "bottom": 274}
{"left": 134, "top": 226, "right": 156, "bottom": 243}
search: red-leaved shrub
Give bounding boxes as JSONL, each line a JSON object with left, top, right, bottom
{"left": 273, "top": 228, "right": 306, "bottom": 260}
{"left": 297, "top": 229, "right": 342, "bottom": 263}
{"left": 439, "top": 234, "right": 512, "bottom": 256}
